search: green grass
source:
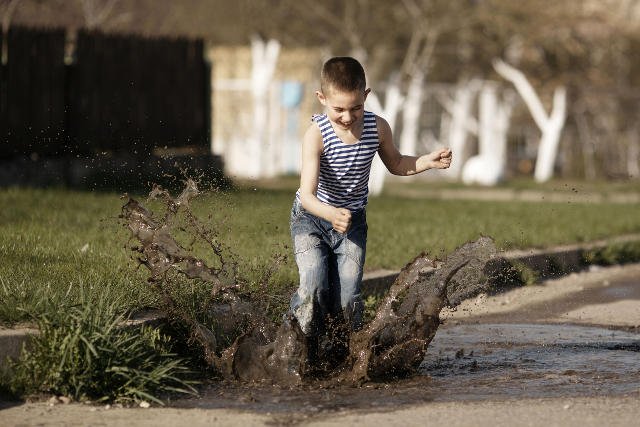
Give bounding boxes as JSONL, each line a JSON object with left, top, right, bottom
{"left": 2, "top": 182, "right": 640, "bottom": 326}
{"left": 366, "top": 196, "right": 640, "bottom": 268}
{"left": 582, "top": 240, "right": 640, "bottom": 265}
{"left": 0, "top": 188, "right": 153, "bottom": 325}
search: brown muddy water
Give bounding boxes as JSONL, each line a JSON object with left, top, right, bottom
{"left": 171, "top": 312, "right": 639, "bottom": 414}
{"left": 122, "top": 181, "right": 499, "bottom": 385}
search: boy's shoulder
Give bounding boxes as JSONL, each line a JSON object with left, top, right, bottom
{"left": 370, "top": 112, "right": 389, "bottom": 127}
{"left": 304, "top": 120, "right": 323, "bottom": 139}
{"left": 311, "top": 113, "right": 326, "bottom": 124}
{"left": 371, "top": 113, "right": 392, "bottom": 140}
{"left": 362, "top": 110, "right": 386, "bottom": 123}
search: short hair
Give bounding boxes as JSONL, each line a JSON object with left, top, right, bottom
{"left": 320, "top": 57, "right": 366, "bottom": 93}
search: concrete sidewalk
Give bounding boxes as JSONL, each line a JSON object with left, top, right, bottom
{"left": 381, "top": 182, "right": 640, "bottom": 204}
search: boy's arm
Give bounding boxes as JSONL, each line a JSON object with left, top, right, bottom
{"left": 298, "top": 124, "right": 352, "bottom": 233}
{"left": 376, "top": 116, "right": 452, "bottom": 175}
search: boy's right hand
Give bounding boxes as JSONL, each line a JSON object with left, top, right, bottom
{"left": 331, "top": 208, "right": 352, "bottom": 234}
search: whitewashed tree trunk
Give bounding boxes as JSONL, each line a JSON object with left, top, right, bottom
{"left": 265, "top": 81, "right": 281, "bottom": 177}
{"left": 399, "top": 71, "right": 425, "bottom": 157}
{"left": 252, "top": 37, "right": 280, "bottom": 178}
{"left": 462, "top": 82, "right": 514, "bottom": 186}
{"left": 493, "top": 59, "right": 567, "bottom": 183}
{"left": 534, "top": 88, "right": 566, "bottom": 182}
{"left": 228, "top": 37, "right": 280, "bottom": 178}
{"left": 437, "top": 79, "right": 480, "bottom": 179}
{"left": 478, "top": 83, "right": 498, "bottom": 155}
{"left": 366, "top": 74, "right": 404, "bottom": 195}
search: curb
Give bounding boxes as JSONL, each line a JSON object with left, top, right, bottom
{"left": 0, "top": 327, "right": 38, "bottom": 375}
{"left": 0, "top": 311, "right": 169, "bottom": 373}
{"left": 2, "top": 234, "right": 639, "bottom": 373}
{"left": 360, "top": 233, "right": 640, "bottom": 297}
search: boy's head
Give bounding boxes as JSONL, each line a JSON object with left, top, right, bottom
{"left": 320, "top": 57, "right": 367, "bottom": 95}
{"left": 317, "top": 57, "right": 370, "bottom": 131}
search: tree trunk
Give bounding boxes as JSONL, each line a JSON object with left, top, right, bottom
{"left": 626, "top": 125, "right": 640, "bottom": 179}
{"left": 533, "top": 87, "right": 566, "bottom": 182}
{"left": 1, "top": 0, "right": 20, "bottom": 65}
{"left": 574, "top": 110, "right": 598, "bottom": 180}
{"left": 398, "top": 71, "right": 425, "bottom": 157}
{"left": 366, "top": 74, "right": 404, "bottom": 195}
{"left": 227, "top": 37, "right": 280, "bottom": 178}
{"left": 439, "top": 79, "right": 480, "bottom": 179}
{"left": 493, "top": 59, "right": 567, "bottom": 183}
{"left": 462, "top": 82, "right": 514, "bottom": 186}
{"left": 253, "top": 37, "right": 280, "bottom": 178}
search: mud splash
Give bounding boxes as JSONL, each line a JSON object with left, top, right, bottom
{"left": 175, "top": 322, "right": 640, "bottom": 414}
{"left": 121, "top": 180, "right": 499, "bottom": 385}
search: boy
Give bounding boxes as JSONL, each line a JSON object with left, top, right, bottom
{"left": 290, "top": 57, "right": 452, "bottom": 364}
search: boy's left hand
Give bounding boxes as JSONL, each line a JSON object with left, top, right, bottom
{"left": 428, "top": 148, "right": 452, "bottom": 169}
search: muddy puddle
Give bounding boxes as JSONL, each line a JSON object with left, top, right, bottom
{"left": 170, "top": 275, "right": 640, "bottom": 413}
{"left": 170, "top": 318, "right": 639, "bottom": 414}
{"left": 422, "top": 322, "right": 640, "bottom": 400}
{"left": 122, "top": 181, "right": 500, "bottom": 385}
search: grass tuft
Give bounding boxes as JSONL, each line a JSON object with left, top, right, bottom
{"left": 5, "top": 288, "right": 197, "bottom": 404}
{"left": 582, "top": 241, "right": 640, "bottom": 266}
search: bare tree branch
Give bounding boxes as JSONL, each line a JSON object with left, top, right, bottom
{"left": 79, "top": 0, "right": 119, "bottom": 29}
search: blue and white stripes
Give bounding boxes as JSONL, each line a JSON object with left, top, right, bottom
{"left": 313, "top": 111, "right": 379, "bottom": 211}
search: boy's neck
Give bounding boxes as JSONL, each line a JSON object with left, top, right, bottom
{"left": 329, "top": 115, "right": 365, "bottom": 144}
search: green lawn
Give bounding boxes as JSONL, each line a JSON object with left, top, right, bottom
{"left": 1, "top": 181, "right": 640, "bottom": 325}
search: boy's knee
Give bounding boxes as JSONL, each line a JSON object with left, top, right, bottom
{"left": 293, "top": 233, "right": 322, "bottom": 256}
{"left": 344, "top": 241, "right": 366, "bottom": 269}
{"left": 294, "top": 235, "right": 325, "bottom": 273}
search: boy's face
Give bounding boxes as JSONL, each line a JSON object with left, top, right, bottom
{"left": 316, "top": 86, "right": 370, "bottom": 131}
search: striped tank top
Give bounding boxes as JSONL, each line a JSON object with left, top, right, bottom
{"left": 298, "top": 111, "right": 379, "bottom": 211}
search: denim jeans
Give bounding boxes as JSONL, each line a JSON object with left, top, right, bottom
{"left": 289, "top": 198, "right": 367, "bottom": 337}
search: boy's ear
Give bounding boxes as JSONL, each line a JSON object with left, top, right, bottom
{"left": 315, "top": 90, "right": 327, "bottom": 106}
{"left": 364, "top": 88, "right": 371, "bottom": 100}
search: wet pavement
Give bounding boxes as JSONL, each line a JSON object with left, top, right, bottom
{"left": 173, "top": 322, "right": 639, "bottom": 414}
{"left": 422, "top": 323, "right": 640, "bottom": 400}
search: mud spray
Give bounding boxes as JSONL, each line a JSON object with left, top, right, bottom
{"left": 121, "top": 179, "right": 500, "bottom": 386}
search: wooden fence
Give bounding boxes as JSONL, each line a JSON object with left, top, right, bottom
{"left": 0, "top": 26, "right": 210, "bottom": 159}
{"left": 0, "top": 27, "right": 66, "bottom": 157}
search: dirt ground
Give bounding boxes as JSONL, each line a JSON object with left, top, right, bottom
{"left": 1, "top": 263, "right": 639, "bottom": 427}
